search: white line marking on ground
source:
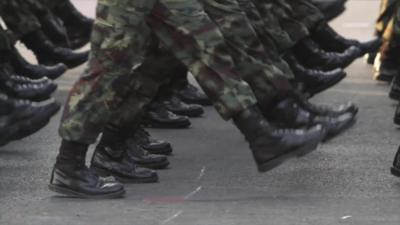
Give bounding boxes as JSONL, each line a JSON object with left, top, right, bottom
{"left": 161, "top": 210, "right": 183, "bottom": 225}
{"left": 184, "top": 186, "right": 202, "bottom": 200}
{"left": 341, "top": 215, "right": 352, "bottom": 220}
{"left": 196, "top": 166, "right": 206, "bottom": 181}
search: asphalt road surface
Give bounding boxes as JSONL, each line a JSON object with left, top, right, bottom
{"left": 1, "top": 1, "right": 400, "bottom": 225}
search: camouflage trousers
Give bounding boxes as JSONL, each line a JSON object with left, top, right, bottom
{"left": 380, "top": 0, "right": 400, "bottom": 59}
{"left": 59, "top": 0, "right": 257, "bottom": 143}
{"left": 237, "top": 0, "right": 294, "bottom": 77}
{"left": 376, "top": 0, "right": 398, "bottom": 37}
{"left": 200, "top": 0, "right": 292, "bottom": 108}
{"left": 111, "top": 0, "right": 298, "bottom": 131}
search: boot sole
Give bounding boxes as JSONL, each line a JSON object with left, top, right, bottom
{"left": 306, "top": 72, "right": 346, "bottom": 96}
{"left": 390, "top": 167, "right": 400, "bottom": 177}
{"left": 135, "top": 161, "right": 170, "bottom": 170}
{"left": 91, "top": 167, "right": 159, "bottom": 184}
{"left": 144, "top": 148, "right": 173, "bottom": 156}
{"left": 257, "top": 139, "right": 322, "bottom": 173}
{"left": 48, "top": 184, "right": 125, "bottom": 199}
{"left": 143, "top": 120, "right": 191, "bottom": 129}
{"left": 172, "top": 109, "right": 204, "bottom": 118}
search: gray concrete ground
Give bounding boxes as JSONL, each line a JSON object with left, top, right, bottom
{"left": 1, "top": 0, "right": 400, "bottom": 225}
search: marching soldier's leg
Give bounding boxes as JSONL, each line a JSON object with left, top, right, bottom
{"left": 384, "top": 1, "right": 400, "bottom": 96}
{"left": 376, "top": 0, "right": 398, "bottom": 38}
{"left": 51, "top": 0, "right": 160, "bottom": 198}
{"left": 148, "top": 0, "right": 326, "bottom": 172}
{"left": 199, "top": 0, "right": 293, "bottom": 111}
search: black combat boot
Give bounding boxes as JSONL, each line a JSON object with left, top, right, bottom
{"left": 39, "top": 13, "right": 70, "bottom": 48}
{"left": 389, "top": 74, "right": 400, "bottom": 100}
{"left": 10, "top": 49, "right": 67, "bottom": 80}
{"left": 391, "top": 145, "right": 400, "bottom": 177}
{"left": 177, "top": 84, "right": 212, "bottom": 106}
{"left": 53, "top": 1, "right": 93, "bottom": 49}
{"left": 312, "top": 23, "right": 382, "bottom": 54}
{"left": 7, "top": 74, "right": 52, "bottom": 85}
{"left": 90, "top": 127, "right": 159, "bottom": 183}
{"left": 394, "top": 102, "right": 400, "bottom": 126}
{"left": 134, "top": 126, "right": 173, "bottom": 155}
{"left": 96, "top": 126, "right": 170, "bottom": 170}
{"left": 143, "top": 102, "right": 191, "bottom": 129}
{"left": 365, "top": 52, "right": 377, "bottom": 65}
{"left": 292, "top": 93, "right": 358, "bottom": 117}
{"left": 285, "top": 54, "right": 346, "bottom": 96}
{"left": 7, "top": 100, "right": 60, "bottom": 142}
{"left": 0, "top": 95, "right": 60, "bottom": 146}
{"left": 160, "top": 94, "right": 204, "bottom": 117}
{"left": 125, "top": 138, "right": 170, "bottom": 170}
{"left": 0, "top": 72, "right": 57, "bottom": 101}
{"left": 233, "top": 105, "right": 326, "bottom": 172}
{"left": 21, "top": 31, "right": 89, "bottom": 68}
{"left": 49, "top": 140, "right": 125, "bottom": 198}
{"left": 374, "top": 54, "right": 399, "bottom": 82}
{"left": 310, "top": 0, "right": 347, "bottom": 21}
{"left": 264, "top": 98, "right": 356, "bottom": 142}
{"left": 294, "top": 38, "right": 362, "bottom": 70}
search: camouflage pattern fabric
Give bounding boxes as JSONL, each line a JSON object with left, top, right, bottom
{"left": 376, "top": 0, "right": 398, "bottom": 37}
{"left": 237, "top": 0, "right": 295, "bottom": 77}
{"left": 380, "top": 1, "right": 400, "bottom": 59}
{"left": 200, "top": 0, "right": 292, "bottom": 107}
{"left": 269, "top": 0, "right": 310, "bottom": 46}
{"left": 59, "top": 0, "right": 257, "bottom": 143}
{"left": 286, "top": 0, "right": 325, "bottom": 33}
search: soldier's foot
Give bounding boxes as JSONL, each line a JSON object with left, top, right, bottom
{"left": 391, "top": 145, "right": 400, "bottom": 177}
{"left": 10, "top": 50, "right": 68, "bottom": 80}
{"left": 286, "top": 54, "right": 346, "bottom": 96}
{"left": 389, "top": 75, "right": 400, "bottom": 100}
{"left": 125, "top": 138, "right": 170, "bottom": 170}
{"left": 293, "top": 94, "right": 358, "bottom": 117}
{"left": 0, "top": 72, "right": 57, "bottom": 101}
{"left": 393, "top": 103, "right": 400, "bottom": 126}
{"left": 161, "top": 94, "right": 204, "bottom": 117}
{"left": 177, "top": 84, "right": 212, "bottom": 106}
{"left": 365, "top": 52, "right": 377, "bottom": 65}
{"left": 37, "top": 47, "right": 89, "bottom": 69}
{"left": 312, "top": 23, "right": 381, "bottom": 54}
{"left": 21, "top": 31, "right": 89, "bottom": 68}
{"left": 0, "top": 98, "right": 60, "bottom": 145}
{"left": 49, "top": 165, "right": 125, "bottom": 199}
{"left": 294, "top": 39, "right": 361, "bottom": 70}
{"left": 373, "top": 57, "right": 398, "bottom": 82}
{"left": 134, "top": 126, "right": 173, "bottom": 155}
{"left": 264, "top": 98, "right": 356, "bottom": 141}
{"left": 233, "top": 105, "right": 326, "bottom": 172}
{"left": 99, "top": 126, "right": 170, "bottom": 170}
{"left": 91, "top": 144, "right": 159, "bottom": 183}
{"left": 143, "top": 102, "right": 191, "bottom": 129}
